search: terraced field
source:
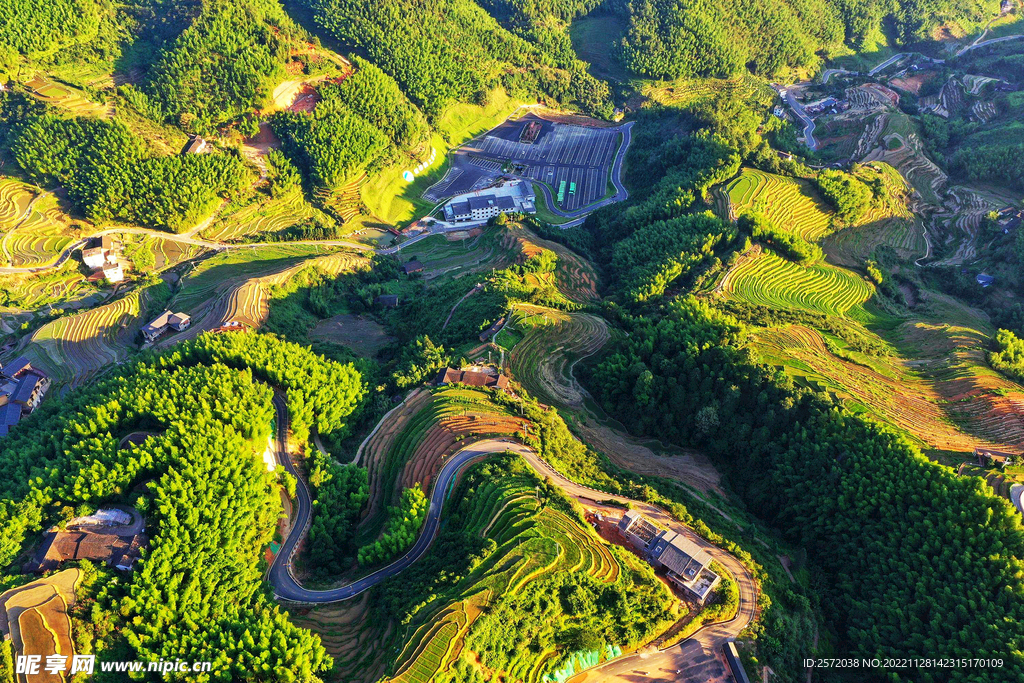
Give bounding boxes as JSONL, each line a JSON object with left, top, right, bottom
{"left": 24, "top": 74, "right": 111, "bottom": 117}
{"left": 168, "top": 246, "right": 367, "bottom": 340}
{"left": 0, "top": 179, "right": 35, "bottom": 229}
{"left": 645, "top": 74, "right": 775, "bottom": 108}
{"left": 16, "top": 285, "right": 156, "bottom": 386}
{"left": 724, "top": 169, "right": 834, "bottom": 241}
{"left": 408, "top": 228, "right": 515, "bottom": 280}
{"left": 0, "top": 568, "right": 80, "bottom": 682}
{"left": 6, "top": 232, "right": 76, "bottom": 267}
{"left": 0, "top": 266, "right": 97, "bottom": 314}
{"left": 721, "top": 251, "right": 874, "bottom": 317}
{"left": 753, "top": 325, "right": 982, "bottom": 451}
{"left": 821, "top": 165, "right": 925, "bottom": 266}
{"left": 515, "top": 228, "right": 599, "bottom": 304}
{"left": 289, "top": 592, "right": 393, "bottom": 683}
{"left": 202, "top": 189, "right": 327, "bottom": 242}
{"left": 506, "top": 305, "right": 609, "bottom": 408}
{"left": 357, "top": 386, "right": 528, "bottom": 541}
{"left": 887, "top": 292, "right": 1024, "bottom": 449}
{"left": 384, "top": 458, "right": 656, "bottom": 683}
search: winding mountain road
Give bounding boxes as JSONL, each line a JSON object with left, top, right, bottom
{"left": 784, "top": 90, "right": 818, "bottom": 151}
{"left": 269, "top": 394, "right": 499, "bottom": 603}
{"left": 267, "top": 393, "right": 756, "bottom": 680}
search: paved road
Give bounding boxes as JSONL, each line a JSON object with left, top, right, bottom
{"left": 820, "top": 68, "right": 855, "bottom": 84}
{"left": 0, "top": 225, "right": 378, "bottom": 275}
{"left": 268, "top": 417, "right": 757, "bottom": 681}
{"left": 956, "top": 33, "right": 1024, "bottom": 56}
{"left": 784, "top": 90, "right": 818, "bottom": 151}
{"left": 523, "top": 121, "right": 633, "bottom": 225}
{"left": 269, "top": 422, "right": 500, "bottom": 602}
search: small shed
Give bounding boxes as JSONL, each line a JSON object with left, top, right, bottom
{"left": 402, "top": 260, "right": 424, "bottom": 275}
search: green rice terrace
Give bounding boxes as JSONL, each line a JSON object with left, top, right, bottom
{"left": 724, "top": 168, "right": 834, "bottom": 241}
{"left": 296, "top": 452, "right": 677, "bottom": 683}
{"left": 721, "top": 250, "right": 874, "bottom": 317}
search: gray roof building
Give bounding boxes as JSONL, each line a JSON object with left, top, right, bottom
{"left": 3, "top": 356, "right": 31, "bottom": 379}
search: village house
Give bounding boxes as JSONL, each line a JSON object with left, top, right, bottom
{"left": 618, "top": 510, "right": 720, "bottom": 602}
{"left": 102, "top": 262, "right": 124, "bottom": 284}
{"left": 82, "top": 236, "right": 124, "bottom": 283}
{"left": 0, "top": 357, "right": 51, "bottom": 436}
{"left": 401, "top": 260, "right": 424, "bottom": 275}
{"left": 181, "top": 135, "right": 208, "bottom": 155}
{"left": 975, "top": 446, "right": 1018, "bottom": 468}
{"left": 435, "top": 366, "right": 510, "bottom": 391}
{"left": 141, "top": 310, "right": 192, "bottom": 344}
{"left": 24, "top": 531, "right": 147, "bottom": 573}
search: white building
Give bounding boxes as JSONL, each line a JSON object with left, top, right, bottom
{"left": 82, "top": 247, "right": 106, "bottom": 270}
{"left": 102, "top": 263, "right": 124, "bottom": 283}
{"left": 442, "top": 180, "right": 536, "bottom": 223}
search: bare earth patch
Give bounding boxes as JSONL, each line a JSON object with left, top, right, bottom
{"left": 309, "top": 314, "right": 394, "bottom": 357}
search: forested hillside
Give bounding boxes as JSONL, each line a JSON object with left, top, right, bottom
{"left": 142, "top": 0, "right": 294, "bottom": 130}
{"left": 619, "top": 0, "right": 996, "bottom": 79}
{"left": 583, "top": 299, "right": 1024, "bottom": 679}
{"left": 301, "top": 0, "right": 613, "bottom": 117}
{"left": 0, "top": 0, "right": 106, "bottom": 63}
{"left": 7, "top": 109, "right": 249, "bottom": 232}
{"left": 0, "top": 333, "right": 362, "bottom": 681}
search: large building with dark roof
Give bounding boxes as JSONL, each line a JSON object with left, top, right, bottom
{"left": 435, "top": 367, "right": 510, "bottom": 391}
{"left": 442, "top": 180, "right": 536, "bottom": 223}
{"left": 25, "top": 531, "right": 147, "bottom": 573}
{"left": 0, "top": 357, "right": 50, "bottom": 436}
{"left": 618, "top": 510, "right": 720, "bottom": 602}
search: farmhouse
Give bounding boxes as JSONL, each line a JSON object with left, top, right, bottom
{"left": 442, "top": 180, "right": 536, "bottom": 223}
{"left": 975, "top": 447, "right": 1017, "bottom": 468}
{"left": 82, "top": 247, "right": 107, "bottom": 270}
{"left": 102, "top": 262, "right": 124, "bottom": 284}
{"left": 618, "top": 510, "right": 720, "bottom": 602}
{"left": 82, "top": 237, "right": 124, "bottom": 283}
{"left": 182, "top": 135, "right": 208, "bottom": 155}
{"left": 976, "top": 273, "right": 995, "bottom": 288}
{"left": 376, "top": 294, "right": 400, "bottom": 308}
{"left": 402, "top": 260, "right": 424, "bottom": 275}
{"left": 479, "top": 317, "right": 505, "bottom": 342}
{"left": 0, "top": 357, "right": 51, "bottom": 435}
{"left": 25, "top": 531, "right": 147, "bottom": 573}
{"left": 141, "top": 310, "right": 192, "bottom": 343}
{"left": 435, "top": 366, "right": 510, "bottom": 391}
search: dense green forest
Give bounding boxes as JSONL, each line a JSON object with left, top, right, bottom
{"left": 0, "top": 333, "right": 362, "bottom": 681}
{"left": 320, "top": 57, "right": 429, "bottom": 151}
{"left": 142, "top": 0, "right": 292, "bottom": 131}
{"left": 582, "top": 298, "right": 1024, "bottom": 680}
{"left": 272, "top": 107, "right": 389, "bottom": 189}
{"left": 307, "top": 452, "right": 369, "bottom": 576}
{"left": 0, "top": 0, "right": 106, "bottom": 64}
{"left": 301, "top": 0, "right": 613, "bottom": 117}
{"left": 988, "top": 328, "right": 1024, "bottom": 384}
{"left": 618, "top": 0, "right": 995, "bottom": 80}
{"left": 5, "top": 106, "right": 249, "bottom": 232}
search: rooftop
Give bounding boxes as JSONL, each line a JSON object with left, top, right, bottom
{"left": 3, "top": 356, "right": 31, "bottom": 379}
